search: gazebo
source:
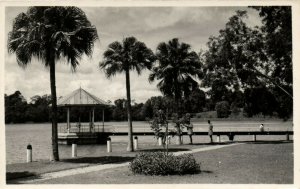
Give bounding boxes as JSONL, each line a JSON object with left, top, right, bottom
{"left": 57, "top": 87, "right": 110, "bottom": 133}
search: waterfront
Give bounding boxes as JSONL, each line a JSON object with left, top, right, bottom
{"left": 6, "top": 120, "right": 293, "bottom": 164}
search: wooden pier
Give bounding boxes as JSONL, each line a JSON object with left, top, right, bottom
{"left": 58, "top": 124, "right": 293, "bottom": 144}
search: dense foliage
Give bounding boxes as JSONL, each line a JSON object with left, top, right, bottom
{"left": 130, "top": 152, "right": 200, "bottom": 175}
{"left": 4, "top": 91, "right": 112, "bottom": 124}
{"left": 215, "top": 101, "right": 230, "bottom": 118}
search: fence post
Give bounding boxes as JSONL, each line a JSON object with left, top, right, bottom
{"left": 176, "top": 135, "right": 182, "bottom": 145}
{"left": 286, "top": 133, "right": 290, "bottom": 141}
{"left": 253, "top": 135, "right": 256, "bottom": 141}
{"left": 27, "top": 144, "right": 32, "bottom": 163}
{"left": 72, "top": 143, "right": 77, "bottom": 157}
{"left": 134, "top": 136, "right": 138, "bottom": 150}
{"left": 107, "top": 137, "right": 112, "bottom": 152}
{"left": 158, "top": 136, "right": 163, "bottom": 146}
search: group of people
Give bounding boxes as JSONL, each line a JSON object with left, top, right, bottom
{"left": 183, "top": 113, "right": 265, "bottom": 144}
{"left": 182, "top": 113, "right": 214, "bottom": 144}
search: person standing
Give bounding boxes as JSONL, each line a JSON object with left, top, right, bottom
{"left": 185, "top": 113, "right": 194, "bottom": 144}
{"left": 208, "top": 120, "right": 213, "bottom": 143}
{"left": 259, "top": 123, "right": 264, "bottom": 132}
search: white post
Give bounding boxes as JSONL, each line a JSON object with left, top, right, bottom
{"left": 72, "top": 143, "right": 77, "bottom": 157}
{"left": 107, "top": 137, "right": 112, "bottom": 152}
{"left": 176, "top": 135, "right": 182, "bottom": 145}
{"left": 217, "top": 135, "right": 221, "bottom": 143}
{"left": 134, "top": 136, "right": 138, "bottom": 150}
{"left": 27, "top": 144, "right": 32, "bottom": 163}
{"left": 253, "top": 135, "right": 256, "bottom": 141}
{"left": 158, "top": 136, "right": 163, "bottom": 146}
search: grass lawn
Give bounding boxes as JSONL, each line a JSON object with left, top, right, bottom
{"left": 28, "top": 141, "right": 293, "bottom": 184}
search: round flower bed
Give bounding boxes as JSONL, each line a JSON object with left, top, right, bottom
{"left": 129, "top": 152, "right": 200, "bottom": 175}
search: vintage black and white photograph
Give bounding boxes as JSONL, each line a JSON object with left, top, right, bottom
{"left": 2, "top": 1, "right": 297, "bottom": 185}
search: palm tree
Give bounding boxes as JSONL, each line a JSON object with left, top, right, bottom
{"left": 149, "top": 38, "right": 202, "bottom": 115}
{"left": 8, "top": 7, "right": 98, "bottom": 161}
{"left": 100, "top": 37, "right": 155, "bottom": 152}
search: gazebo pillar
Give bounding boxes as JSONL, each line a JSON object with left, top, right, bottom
{"left": 102, "top": 109, "right": 105, "bottom": 132}
{"left": 92, "top": 107, "right": 95, "bottom": 132}
{"left": 67, "top": 107, "right": 70, "bottom": 133}
{"left": 89, "top": 111, "right": 92, "bottom": 132}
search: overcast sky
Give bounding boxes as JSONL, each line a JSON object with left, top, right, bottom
{"left": 5, "top": 6, "right": 261, "bottom": 103}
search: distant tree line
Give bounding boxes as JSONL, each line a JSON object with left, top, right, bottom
{"left": 5, "top": 86, "right": 291, "bottom": 124}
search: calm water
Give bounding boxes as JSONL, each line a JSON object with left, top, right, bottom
{"left": 6, "top": 120, "right": 293, "bottom": 164}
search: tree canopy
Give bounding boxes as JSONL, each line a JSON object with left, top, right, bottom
{"left": 149, "top": 38, "right": 202, "bottom": 115}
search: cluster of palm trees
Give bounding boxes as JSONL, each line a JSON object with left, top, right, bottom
{"left": 101, "top": 37, "right": 203, "bottom": 151}
{"left": 8, "top": 7, "right": 202, "bottom": 161}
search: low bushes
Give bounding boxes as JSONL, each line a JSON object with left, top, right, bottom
{"left": 129, "top": 152, "right": 200, "bottom": 175}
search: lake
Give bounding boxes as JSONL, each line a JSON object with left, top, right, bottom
{"left": 5, "top": 120, "right": 293, "bottom": 164}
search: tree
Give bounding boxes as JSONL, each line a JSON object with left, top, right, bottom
{"left": 202, "top": 9, "right": 292, "bottom": 118}
{"left": 252, "top": 6, "right": 292, "bottom": 87}
{"left": 243, "top": 86, "right": 277, "bottom": 117}
{"left": 149, "top": 38, "right": 202, "bottom": 116}
{"left": 215, "top": 101, "right": 230, "bottom": 118}
{"left": 112, "top": 99, "right": 127, "bottom": 121}
{"left": 184, "top": 88, "right": 206, "bottom": 113}
{"left": 100, "top": 37, "right": 155, "bottom": 152}
{"left": 5, "top": 91, "right": 28, "bottom": 123}
{"left": 8, "top": 7, "right": 98, "bottom": 161}
{"left": 27, "top": 95, "right": 51, "bottom": 122}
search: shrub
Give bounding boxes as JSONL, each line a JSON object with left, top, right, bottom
{"left": 129, "top": 152, "right": 200, "bottom": 175}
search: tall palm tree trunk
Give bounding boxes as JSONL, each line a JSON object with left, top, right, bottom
{"left": 125, "top": 69, "right": 134, "bottom": 152}
{"left": 49, "top": 55, "right": 59, "bottom": 161}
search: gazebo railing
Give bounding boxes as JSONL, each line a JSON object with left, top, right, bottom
{"left": 58, "top": 124, "right": 114, "bottom": 133}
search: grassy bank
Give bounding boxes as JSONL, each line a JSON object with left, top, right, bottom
{"left": 7, "top": 140, "right": 293, "bottom": 184}
{"left": 31, "top": 141, "right": 293, "bottom": 184}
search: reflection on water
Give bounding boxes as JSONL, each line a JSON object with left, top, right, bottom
{"left": 6, "top": 121, "right": 292, "bottom": 164}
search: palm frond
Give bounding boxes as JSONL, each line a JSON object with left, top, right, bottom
{"left": 151, "top": 38, "right": 203, "bottom": 98}
{"left": 100, "top": 36, "right": 154, "bottom": 78}
{"left": 8, "top": 6, "right": 98, "bottom": 71}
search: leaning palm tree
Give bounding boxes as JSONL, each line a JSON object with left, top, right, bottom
{"left": 8, "top": 7, "right": 98, "bottom": 161}
{"left": 100, "top": 37, "right": 155, "bottom": 152}
{"left": 149, "top": 38, "right": 202, "bottom": 115}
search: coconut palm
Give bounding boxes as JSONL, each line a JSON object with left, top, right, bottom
{"left": 8, "top": 7, "right": 98, "bottom": 161}
{"left": 100, "top": 37, "right": 155, "bottom": 152}
{"left": 149, "top": 38, "right": 202, "bottom": 115}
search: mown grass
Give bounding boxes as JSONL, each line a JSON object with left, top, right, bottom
{"left": 29, "top": 141, "right": 293, "bottom": 184}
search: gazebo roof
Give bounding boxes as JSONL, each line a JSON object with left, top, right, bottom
{"left": 57, "top": 87, "right": 110, "bottom": 107}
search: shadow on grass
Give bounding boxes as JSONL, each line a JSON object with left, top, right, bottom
{"left": 244, "top": 140, "right": 293, "bottom": 144}
{"left": 6, "top": 171, "right": 41, "bottom": 183}
{"left": 191, "top": 142, "right": 233, "bottom": 146}
{"left": 61, "top": 156, "right": 134, "bottom": 164}
{"left": 137, "top": 148, "right": 190, "bottom": 152}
